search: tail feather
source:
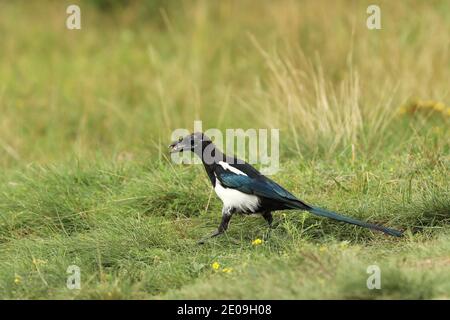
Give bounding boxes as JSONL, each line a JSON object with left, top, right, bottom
{"left": 306, "top": 205, "right": 403, "bottom": 237}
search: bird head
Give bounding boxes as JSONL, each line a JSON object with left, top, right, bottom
{"left": 169, "top": 132, "right": 211, "bottom": 153}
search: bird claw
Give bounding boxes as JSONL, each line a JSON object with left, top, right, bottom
{"left": 197, "top": 230, "right": 223, "bottom": 244}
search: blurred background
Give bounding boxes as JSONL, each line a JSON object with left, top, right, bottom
{"left": 0, "top": 0, "right": 448, "bottom": 166}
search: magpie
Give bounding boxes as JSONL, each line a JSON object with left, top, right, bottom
{"left": 169, "top": 132, "right": 403, "bottom": 242}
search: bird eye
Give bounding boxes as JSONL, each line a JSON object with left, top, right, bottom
{"left": 178, "top": 137, "right": 182, "bottom": 142}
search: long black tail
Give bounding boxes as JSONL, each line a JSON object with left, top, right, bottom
{"left": 287, "top": 201, "right": 403, "bottom": 237}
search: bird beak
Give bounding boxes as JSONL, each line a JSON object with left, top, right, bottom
{"left": 168, "top": 140, "right": 183, "bottom": 153}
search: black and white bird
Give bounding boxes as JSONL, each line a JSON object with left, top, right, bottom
{"left": 169, "top": 132, "right": 403, "bottom": 242}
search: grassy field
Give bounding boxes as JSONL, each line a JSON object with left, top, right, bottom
{"left": 0, "top": 0, "right": 449, "bottom": 299}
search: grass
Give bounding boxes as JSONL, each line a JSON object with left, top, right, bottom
{"left": 0, "top": 0, "right": 449, "bottom": 299}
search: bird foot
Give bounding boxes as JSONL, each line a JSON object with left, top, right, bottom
{"left": 263, "top": 226, "right": 275, "bottom": 241}
{"left": 197, "top": 230, "right": 223, "bottom": 245}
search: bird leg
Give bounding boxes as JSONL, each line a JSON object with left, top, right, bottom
{"left": 198, "top": 207, "right": 233, "bottom": 244}
{"left": 262, "top": 211, "right": 273, "bottom": 241}
{"left": 262, "top": 211, "right": 273, "bottom": 227}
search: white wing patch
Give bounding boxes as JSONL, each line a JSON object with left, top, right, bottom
{"left": 218, "top": 161, "right": 247, "bottom": 176}
{"left": 214, "top": 176, "right": 260, "bottom": 213}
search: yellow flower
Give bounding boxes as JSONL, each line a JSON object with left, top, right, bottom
{"left": 433, "top": 102, "right": 445, "bottom": 112}
{"left": 14, "top": 274, "right": 22, "bottom": 284}
{"left": 319, "top": 245, "right": 327, "bottom": 252}
{"left": 252, "top": 238, "right": 263, "bottom": 246}
{"left": 212, "top": 262, "right": 220, "bottom": 270}
{"left": 222, "top": 268, "right": 233, "bottom": 273}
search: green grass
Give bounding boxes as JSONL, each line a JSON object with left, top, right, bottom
{"left": 1, "top": 148, "right": 448, "bottom": 299}
{"left": 0, "top": 0, "right": 449, "bottom": 299}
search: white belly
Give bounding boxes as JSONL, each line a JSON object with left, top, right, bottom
{"left": 214, "top": 180, "right": 260, "bottom": 213}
